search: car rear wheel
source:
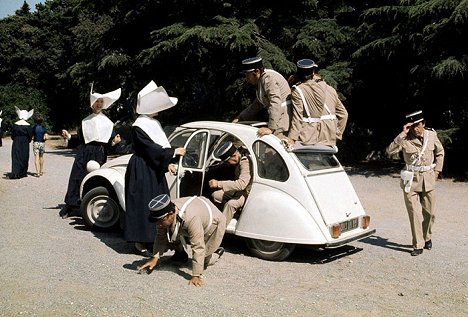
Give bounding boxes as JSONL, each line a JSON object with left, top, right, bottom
{"left": 245, "top": 238, "right": 295, "bottom": 261}
{"left": 81, "top": 186, "right": 121, "bottom": 230}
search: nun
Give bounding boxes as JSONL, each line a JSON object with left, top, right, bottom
{"left": 10, "top": 107, "right": 34, "bottom": 179}
{"left": 59, "top": 86, "right": 122, "bottom": 218}
{"left": 124, "top": 81, "right": 186, "bottom": 254}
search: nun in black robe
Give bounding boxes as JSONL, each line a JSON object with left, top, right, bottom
{"left": 60, "top": 87, "right": 122, "bottom": 218}
{"left": 124, "top": 81, "right": 185, "bottom": 252}
{"left": 10, "top": 107, "right": 34, "bottom": 179}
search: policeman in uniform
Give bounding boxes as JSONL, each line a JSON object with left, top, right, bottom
{"left": 387, "top": 110, "right": 445, "bottom": 256}
{"left": 233, "top": 56, "right": 292, "bottom": 138}
{"left": 286, "top": 59, "right": 348, "bottom": 147}
{"left": 138, "top": 194, "right": 226, "bottom": 287}
{"left": 208, "top": 142, "right": 253, "bottom": 228}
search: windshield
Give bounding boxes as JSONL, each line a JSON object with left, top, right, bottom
{"left": 294, "top": 152, "right": 340, "bottom": 171}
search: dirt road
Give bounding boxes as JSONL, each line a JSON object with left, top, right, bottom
{"left": 0, "top": 137, "right": 467, "bottom": 317}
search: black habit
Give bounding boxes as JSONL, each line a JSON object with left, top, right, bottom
{"left": 124, "top": 126, "right": 175, "bottom": 244}
{"left": 11, "top": 124, "right": 33, "bottom": 178}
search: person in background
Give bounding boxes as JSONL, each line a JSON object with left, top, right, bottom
{"left": 124, "top": 81, "right": 186, "bottom": 256}
{"left": 233, "top": 56, "right": 291, "bottom": 138}
{"left": 208, "top": 141, "right": 252, "bottom": 228}
{"left": 10, "top": 107, "right": 34, "bottom": 179}
{"left": 286, "top": 59, "right": 348, "bottom": 148}
{"left": 386, "top": 110, "right": 445, "bottom": 256}
{"left": 32, "top": 115, "right": 49, "bottom": 177}
{"left": 59, "top": 86, "right": 122, "bottom": 219}
{"left": 138, "top": 194, "right": 226, "bottom": 287}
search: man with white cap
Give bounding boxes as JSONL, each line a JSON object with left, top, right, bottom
{"left": 124, "top": 81, "right": 186, "bottom": 256}
{"left": 10, "top": 107, "right": 34, "bottom": 179}
{"left": 233, "top": 56, "right": 291, "bottom": 138}
{"left": 59, "top": 86, "right": 122, "bottom": 218}
{"left": 208, "top": 141, "right": 252, "bottom": 227}
{"left": 286, "top": 59, "right": 348, "bottom": 148}
{"left": 138, "top": 194, "right": 226, "bottom": 287}
{"left": 387, "top": 110, "right": 445, "bottom": 256}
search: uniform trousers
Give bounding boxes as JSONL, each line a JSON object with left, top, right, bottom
{"left": 403, "top": 189, "right": 436, "bottom": 249}
{"left": 212, "top": 190, "right": 245, "bottom": 228}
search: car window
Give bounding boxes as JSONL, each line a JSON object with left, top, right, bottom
{"left": 252, "top": 141, "right": 289, "bottom": 182}
{"left": 183, "top": 131, "right": 209, "bottom": 169}
{"left": 294, "top": 152, "right": 340, "bottom": 171}
{"left": 170, "top": 130, "right": 194, "bottom": 148}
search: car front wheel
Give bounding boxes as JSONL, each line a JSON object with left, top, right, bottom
{"left": 81, "top": 186, "right": 121, "bottom": 230}
{"left": 245, "top": 238, "right": 295, "bottom": 261}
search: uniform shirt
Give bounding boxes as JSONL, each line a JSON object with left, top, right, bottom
{"left": 217, "top": 155, "right": 252, "bottom": 195}
{"left": 153, "top": 196, "right": 226, "bottom": 276}
{"left": 387, "top": 128, "right": 445, "bottom": 192}
{"left": 289, "top": 79, "right": 348, "bottom": 145}
{"left": 238, "top": 69, "right": 291, "bottom": 136}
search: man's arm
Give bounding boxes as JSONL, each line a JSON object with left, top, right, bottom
{"left": 217, "top": 158, "right": 251, "bottom": 192}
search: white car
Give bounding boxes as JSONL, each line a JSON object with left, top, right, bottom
{"left": 80, "top": 121, "right": 376, "bottom": 261}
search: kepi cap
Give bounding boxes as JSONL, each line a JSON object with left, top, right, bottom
{"left": 148, "top": 194, "right": 175, "bottom": 222}
{"left": 90, "top": 85, "right": 121, "bottom": 109}
{"left": 137, "top": 81, "right": 178, "bottom": 115}
{"left": 406, "top": 110, "right": 424, "bottom": 124}
{"left": 215, "top": 141, "right": 237, "bottom": 161}
{"left": 241, "top": 57, "right": 263, "bottom": 73}
{"left": 296, "top": 59, "right": 318, "bottom": 77}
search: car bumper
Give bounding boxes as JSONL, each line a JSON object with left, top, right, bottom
{"left": 324, "top": 228, "right": 376, "bottom": 248}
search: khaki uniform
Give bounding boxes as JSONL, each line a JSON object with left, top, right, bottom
{"left": 387, "top": 128, "right": 445, "bottom": 249}
{"left": 153, "top": 196, "right": 226, "bottom": 277}
{"left": 289, "top": 79, "right": 348, "bottom": 146}
{"left": 238, "top": 69, "right": 291, "bottom": 138}
{"left": 212, "top": 155, "right": 252, "bottom": 227}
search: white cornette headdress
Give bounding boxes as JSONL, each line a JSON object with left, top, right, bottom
{"left": 15, "top": 106, "right": 34, "bottom": 120}
{"left": 136, "top": 81, "right": 178, "bottom": 115}
{"left": 89, "top": 84, "right": 122, "bottom": 109}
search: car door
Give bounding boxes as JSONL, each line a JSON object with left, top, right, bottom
{"left": 166, "top": 129, "right": 211, "bottom": 198}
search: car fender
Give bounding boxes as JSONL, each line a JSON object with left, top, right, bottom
{"left": 80, "top": 168, "right": 126, "bottom": 210}
{"left": 234, "top": 184, "right": 328, "bottom": 245}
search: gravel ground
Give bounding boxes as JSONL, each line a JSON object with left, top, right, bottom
{"left": 0, "top": 136, "right": 467, "bottom": 317}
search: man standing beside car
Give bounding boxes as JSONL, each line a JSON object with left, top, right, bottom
{"left": 233, "top": 56, "right": 291, "bottom": 138}
{"left": 138, "top": 194, "right": 226, "bottom": 287}
{"left": 386, "top": 110, "right": 444, "bottom": 256}
{"left": 208, "top": 141, "right": 252, "bottom": 228}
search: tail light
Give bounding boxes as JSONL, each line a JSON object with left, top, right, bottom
{"left": 362, "top": 215, "right": 370, "bottom": 229}
{"left": 331, "top": 224, "right": 341, "bottom": 239}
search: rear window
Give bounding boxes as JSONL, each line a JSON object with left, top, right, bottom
{"left": 294, "top": 152, "right": 340, "bottom": 171}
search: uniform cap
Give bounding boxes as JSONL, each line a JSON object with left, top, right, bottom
{"left": 405, "top": 110, "right": 424, "bottom": 124}
{"left": 241, "top": 57, "right": 263, "bottom": 73}
{"left": 215, "top": 141, "right": 237, "bottom": 161}
{"left": 136, "top": 81, "right": 178, "bottom": 115}
{"left": 89, "top": 85, "right": 122, "bottom": 109}
{"left": 148, "top": 194, "right": 175, "bottom": 222}
{"left": 296, "top": 59, "right": 318, "bottom": 77}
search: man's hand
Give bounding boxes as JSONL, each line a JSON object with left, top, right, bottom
{"left": 257, "top": 127, "right": 272, "bottom": 136}
{"left": 402, "top": 123, "right": 413, "bottom": 134}
{"left": 208, "top": 179, "right": 219, "bottom": 189}
{"left": 168, "top": 164, "right": 178, "bottom": 175}
{"left": 61, "top": 129, "right": 71, "bottom": 140}
{"left": 188, "top": 276, "right": 204, "bottom": 287}
{"left": 112, "top": 134, "right": 121, "bottom": 145}
{"left": 232, "top": 118, "right": 239, "bottom": 123}
{"left": 137, "top": 256, "right": 158, "bottom": 274}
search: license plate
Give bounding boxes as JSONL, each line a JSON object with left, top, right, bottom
{"left": 340, "top": 218, "right": 358, "bottom": 233}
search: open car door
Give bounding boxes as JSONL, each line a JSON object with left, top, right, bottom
{"left": 166, "top": 129, "right": 211, "bottom": 198}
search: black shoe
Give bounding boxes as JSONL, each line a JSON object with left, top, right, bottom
{"left": 171, "top": 249, "right": 189, "bottom": 263}
{"left": 59, "top": 206, "right": 71, "bottom": 219}
{"left": 424, "top": 240, "right": 432, "bottom": 250}
{"left": 411, "top": 249, "right": 423, "bottom": 256}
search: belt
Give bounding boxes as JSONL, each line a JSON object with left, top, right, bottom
{"left": 406, "top": 164, "right": 436, "bottom": 172}
{"left": 281, "top": 100, "right": 292, "bottom": 107}
{"left": 302, "top": 114, "right": 337, "bottom": 123}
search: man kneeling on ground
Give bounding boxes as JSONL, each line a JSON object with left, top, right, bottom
{"left": 138, "top": 194, "right": 226, "bottom": 287}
